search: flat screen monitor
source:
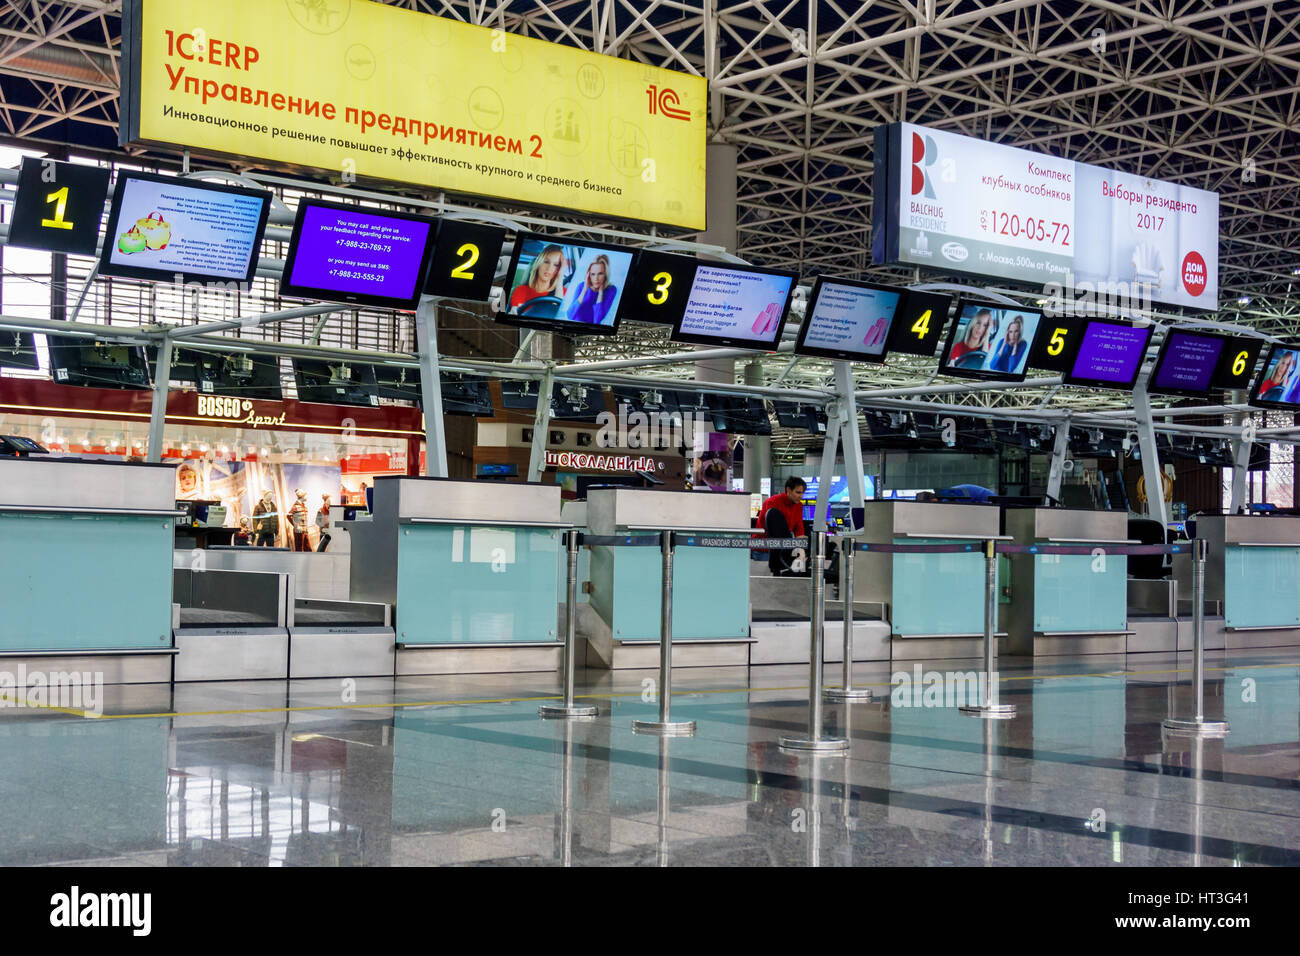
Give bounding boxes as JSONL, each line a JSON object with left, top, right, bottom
{"left": 0, "top": 331, "right": 40, "bottom": 371}
{"left": 293, "top": 358, "right": 379, "bottom": 407}
{"left": 372, "top": 365, "right": 421, "bottom": 402}
{"left": 499, "top": 234, "right": 634, "bottom": 335}
{"left": 670, "top": 263, "right": 798, "bottom": 349}
{"left": 1149, "top": 329, "right": 1227, "bottom": 398}
{"left": 46, "top": 336, "right": 151, "bottom": 389}
{"left": 794, "top": 277, "right": 903, "bottom": 362}
{"left": 98, "top": 172, "right": 271, "bottom": 286}
{"left": 180, "top": 349, "right": 282, "bottom": 401}
{"left": 440, "top": 374, "right": 493, "bottom": 416}
{"left": 939, "top": 300, "right": 1044, "bottom": 381}
{"left": 709, "top": 397, "right": 772, "bottom": 436}
{"left": 280, "top": 200, "right": 437, "bottom": 311}
{"left": 1250, "top": 344, "right": 1300, "bottom": 409}
{"left": 772, "top": 402, "right": 827, "bottom": 434}
{"left": 1063, "top": 319, "right": 1154, "bottom": 390}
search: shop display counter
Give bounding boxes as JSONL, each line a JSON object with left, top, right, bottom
{"left": 0, "top": 457, "right": 177, "bottom": 683}
{"left": 857, "top": 500, "right": 1002, "bottom": 660}
{"left": 1002, "top": 507, "right": 1132, "bottom": 656}
{"left": 582, "top": 488, "right": 753, "bottom": 669}
{"left": 347, "top": 477, "right": 566, "bottom": 675}
{"left": 1179, "top": 514, "right": 1300, "bottom": 649}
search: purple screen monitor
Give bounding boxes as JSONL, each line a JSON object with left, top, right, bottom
{"left": 1152, "top": 331, "right": 1224, "bottom": 395}
{"left": 286, "top": 204, "right": 433, "bottom": 308}
{"left": 1069, "top": 322, "right": 1152, "bottom": 388}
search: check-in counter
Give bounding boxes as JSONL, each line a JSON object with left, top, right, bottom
{"left": 0, "top": 457, "right": 177, "bottom": 683}
{"left": 582, "top": 488, "right": 753, "bottom": 669}
{"left": 857, "top": 500, "right": 1001, "bottom": 660}
{"left": 1180, "top": 514, "right": 1300, "bottom": 648}
{"left": 1002, "top": 507, "right": 1131, "bottom": 656}
{"left": 348, "top": 477, "right": 566, "bottom": 675}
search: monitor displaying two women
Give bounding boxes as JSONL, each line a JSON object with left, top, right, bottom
{"left": 1252, "top": 344, "right": 1300, "bottom": 409}
{"left": 500, "top": 235, "right": 634, "bottom": 335}
{"left": 940, "top": 301, "right": 1044, "bottom": 381}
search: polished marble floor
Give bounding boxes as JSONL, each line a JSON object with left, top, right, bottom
{"left": 2, "top": 651, "right": 1298, "bottom": 866}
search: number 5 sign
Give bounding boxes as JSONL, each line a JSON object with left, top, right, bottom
{"left": 7, "top": 157, "right": 111, "bottom": 256}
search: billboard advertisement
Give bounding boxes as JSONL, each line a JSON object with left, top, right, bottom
{"left": 873, "top": 122, "right": 1219, "bottom": 310}
{"left": 120, "top": 0, "right": 707, "bottom": 229}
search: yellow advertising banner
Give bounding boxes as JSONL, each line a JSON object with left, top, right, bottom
{"left": 121, "top": 0, "right": 707, "bottom": 229}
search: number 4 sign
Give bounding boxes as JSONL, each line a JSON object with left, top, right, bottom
{"left": 7, "top": 157, "right": 111, "bottom": 256}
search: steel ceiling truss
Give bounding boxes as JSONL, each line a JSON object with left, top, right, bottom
{"left": 1, "top": 0, "right": 1298, "bottom": 433}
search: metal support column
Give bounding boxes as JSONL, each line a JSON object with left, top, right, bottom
{"left": 527, "top": 366, "right": 555, "bottom": 482}
{"left": 1163, "top": 538, "right": 1229, "bottom": 737}
{"left": 825, "top": 541, "right": 871, "bottom": 702}
{"left": 960, "top": 540, "right": 1016, "bottom": 719}
{"left": 780, "top": 531, "right": 850, "bottom": 752}
{"left": 1229, "top": 392, "right": 1251, "bottom": 513}
{"left": 834, "top": 361, "right": 867, "bottom": 520}
{"left": 633, "top": 531, "right": 695, "bottom": 736}
{"left": 813, "top": 406, "right": 840, "bottom": 535}
{"left": 1046, "top": 417, "right": 1071, "bottom": 502}
{"left": 540, "top": 530, "right": 598, "bottom": 719}
{"left": 145, "top": 332, "right": 173, "bottom": 462}
{"left": 413, "top": 296, "right": 448, "bottom": 478}
{"left": 1132, "top": 382, "right": 1169, "bottom": 527}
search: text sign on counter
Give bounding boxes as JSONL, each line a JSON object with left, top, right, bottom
{"left": 120, "top": 0, "right": 707, "bottom": 230}
{"left": 873, "top": 122, "right": 1219, "bottom": 309}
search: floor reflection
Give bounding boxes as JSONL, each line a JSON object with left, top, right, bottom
{"left": 0, "top": 652, "right": 1297, "bottom": 866}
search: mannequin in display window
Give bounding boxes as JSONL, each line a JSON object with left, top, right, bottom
{"left": 289, "top": 488, "right": 311, "bottom": 552}
{"left": 315, "top": 494, "right": 332, "bottom": 552}
{"left": 252, "top": 490, "right": 278, "bottom": 547}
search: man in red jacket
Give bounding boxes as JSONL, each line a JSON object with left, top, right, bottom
{"left": 757, "top": 477, "right": 807, "bottom": 574}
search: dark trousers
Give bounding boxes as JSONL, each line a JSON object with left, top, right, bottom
{"left": 764, "top": 509, "right": 795, "bottom": 575}
{"left": 254, "top": 532, "right": 275, "bottom": 547}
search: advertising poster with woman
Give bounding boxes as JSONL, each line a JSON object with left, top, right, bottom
{"left": 943, "top": 303, "right": 1043, "bottom": 378}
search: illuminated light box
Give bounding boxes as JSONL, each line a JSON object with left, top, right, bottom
{"left": 669, "top": 263, "right": 799, "bottom": 349}
{"left": 498, "top": 234, "right": 634, "bottom": 336}
{"left": 794, "top": 277, "right": 904, "bottom": 362}
{"left": 98, "top": 171, "right": 271, "bottom": 286}
{"left": 939, "top": 300, "right": 1044, "bottom": 382}
{"left": 1063, "top": 319, "right": 1154, "bottom": 390}
{"left": 281, "top": 200, "right": 437, "bottom": 311}
{"left": 1250, "top": 344, "right": 1300, "bottom": 410}
{"left": 1149, "top": 329, "right": 1227, "bottom": 398}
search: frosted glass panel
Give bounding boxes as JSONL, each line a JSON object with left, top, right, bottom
{"left": 1224, "top": 545, "right": 1300, "bottom": 628}
{"left": 0, "top": 511, "right": 174, "bottom": 650}
{"left": 891, "top": 538, "right": 986, "bottom": 635}
{"left": 395, "top": 524, "right": 562, "bottom": 643}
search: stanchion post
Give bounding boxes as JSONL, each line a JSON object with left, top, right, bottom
{"left": 960, "top": 539, "right": 1016, "bottom": 719}
{"left": 633, "top": 530, "right": 695, "bottom": 736}
{"left": 780, "top": 530, "right": 850, "bottom": 752}
{"left": 826, "top": 539, "right": 872, "bottom": 702}
{"left": 540, "top": 529, "right": 599, "bottom": 719}
{"left": 1163, "top": 537, "right": 1229, "bottom": 737}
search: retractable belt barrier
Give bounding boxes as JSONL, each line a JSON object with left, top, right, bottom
{"left": 543, "top": 531, "right": 1212, "bottom": 738}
